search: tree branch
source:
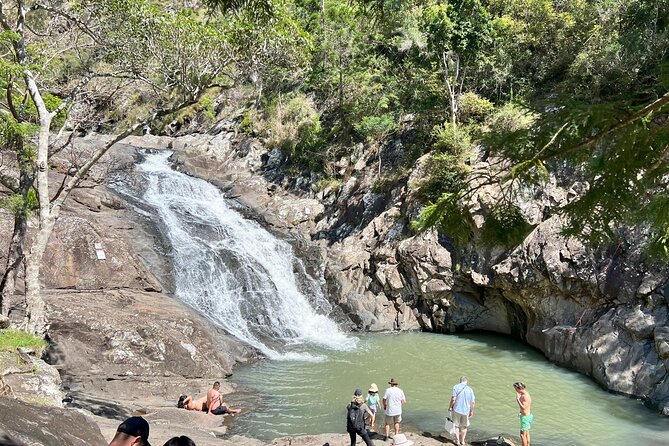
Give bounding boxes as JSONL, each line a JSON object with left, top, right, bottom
{"left": 49, "top": 72, "right": 95, "bottom": 118}
{"left": 0, "top": 173, "right": 18, "bottom": 193}
{"left": 49, "top": 125, "right": 79, "bottom": 158}
{"left": 539, "top": 91, "right": 669, "bottom": 163}
{"left": 49, "top": 96, "right": 199, "bottom": 207}
{"left": 6, "top": 79, "right": 21, "bottom": 121}
{"left": 0, "top": 3, "right": 11, "bottom": 32}
{"left": 32, "top": 2, "right": 104, "bottom": 46}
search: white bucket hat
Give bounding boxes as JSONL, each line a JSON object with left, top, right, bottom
{"left": 392, "top": 433, "right": 414, "bottom": 446}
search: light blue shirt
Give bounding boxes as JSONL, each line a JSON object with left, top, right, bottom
{"left": 452, "top": 383, "right": 475, "bottom": 415}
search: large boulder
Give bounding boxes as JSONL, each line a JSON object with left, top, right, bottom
{"left": 0, "top": 397, "right": 106, "bottom": 446}
{"left": 41, "top": 215, "right": 161, "bottom": 292}
{"left": 45, "top": 289, "right": 256, "bottom": 416}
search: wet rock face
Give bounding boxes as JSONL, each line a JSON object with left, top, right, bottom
{"left": 158, "top": 130, "right": 669, "bottom": 414}
{"left": 45, "top": 289, "right": 256, "bottom": 416}
{"left": 0, "top": 398, "right": 106, "bottom": 446}
{"left": 117, "top": 130, "right": 669, "bottom": 415}
{"left": 42, "top": 215, "right": 162, "bottom": 292}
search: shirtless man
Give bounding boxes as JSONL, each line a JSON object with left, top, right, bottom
{"left": 513, "top": 382, "right": 532, "bottom": 446}
{"left": 206, "top": 381, "right": 242, "bottom": 416}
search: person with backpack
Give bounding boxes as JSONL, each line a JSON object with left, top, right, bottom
{"left": 346, "top": 389, "right": 374, "bottom": 446}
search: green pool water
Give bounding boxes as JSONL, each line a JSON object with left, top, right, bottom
{"left": 229, "top": 332, "right": 669, "bottom": 445}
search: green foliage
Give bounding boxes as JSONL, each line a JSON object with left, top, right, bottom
{"left": 21, "top": 93, "right": 67, "bottom": 127}
{"left": 415, "top": 152, "right": 470, "bottom": 202}
{"left": 316, "top": 177, "right": 342, "bottom": 192}
{"left": 0, "top": 189, "right": 38, "bottom": 217}
{"left": 485, "top": 103, "right": 536, "bottom": 135}
{"left": 199, "top": 97, "right": 216, "bottom": 120}
{"left": 372, "top": 167, "right": 411, "bottom": 193}
{"left": 239, "top": 110, "right": 256, "bottom": 133}
{"left": 0, "top": 329, "right": 48, "bottom": 356}
{"left": 354, "top": 114, "right": 396, "bottom": 142}
{"left": 458, "top": 92, "right": 494, "bottom": 124}
{"left": 431, "top": 122, "right": 472, "bottom": 155}
{"left": 480, "top": 204, "right": 532, "bottom": 248}
{"left": 411, "top": 193, "right": 472, "bottom": 247}
{"left": 262, "top": 92, "right": 323, "bottom": 168}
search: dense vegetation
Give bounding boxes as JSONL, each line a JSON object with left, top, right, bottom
{"left": 243, "top": 0, "right": 669, "bottom": 255}
{"left": 0, "top": 0, "right": 668, "bottom": 331}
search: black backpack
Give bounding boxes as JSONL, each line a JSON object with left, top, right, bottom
{"left": 346, "top": 403, "right": 365, "bottom": 432}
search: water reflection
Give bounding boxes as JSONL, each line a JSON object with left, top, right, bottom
{"left": 231, "top": 332, "right": 669, "bottom": 445}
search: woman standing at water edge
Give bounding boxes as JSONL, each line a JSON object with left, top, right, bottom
{"left": 366, "top": 383, "right": 381, "bottom": 431}
{"left": 513, "top": 382, "right": 532, "bottom": 446}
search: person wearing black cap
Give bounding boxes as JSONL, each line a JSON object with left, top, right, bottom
{"left": 346, "top": 389, "right": 373, "bottom": 446}
{"left": 108, "top": 416, "right": 151, "bottom": 446}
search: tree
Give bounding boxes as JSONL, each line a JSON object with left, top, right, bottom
{"left": 415, "top": 0, "right": 669, "bottom": 256}
{"left": 0, "top": 0, "right": 307, "bottom": 335}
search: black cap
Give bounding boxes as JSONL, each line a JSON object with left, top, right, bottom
{"left": 117, "top": 416, "right": 151, "bottom": 446}
{"left": 354, "top": 388, "right": 363, "bottom": 396}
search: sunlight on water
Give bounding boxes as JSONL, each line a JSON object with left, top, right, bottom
{"left": 231, "top": 332, "right": 669, "bottom": 445}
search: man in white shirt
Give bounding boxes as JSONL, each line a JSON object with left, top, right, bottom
{"left": 382, "top": 377, "right": 406, "bottom": 441}
{"left": 448, "top": 376, "right": 475, "bottom": 446}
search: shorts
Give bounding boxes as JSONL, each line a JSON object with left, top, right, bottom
{"left": 385, "top": 414, "right": 402, "bottom": 425}
{"left": 211, "top": 405, "right": 229, "bottom": 415}
{"left": 451, "top": 411, "right": 470, "bottom": 428}
{"left": 520, "top": 414, "right": 533, "bottom": 431}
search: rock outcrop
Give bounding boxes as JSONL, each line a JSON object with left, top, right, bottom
{"left": 146, "top": 128, "right": 669, "bottom": 415}
{"left": 0, "top": 397, "right": 107, "bottom": 446}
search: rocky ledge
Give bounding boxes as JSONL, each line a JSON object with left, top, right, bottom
{"left": 137, "top": 129, "right": 669, "bottom": 415}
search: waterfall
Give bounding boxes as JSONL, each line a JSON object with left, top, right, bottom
{"left": 122, "top": 150, "right": 356, "bottom": 360}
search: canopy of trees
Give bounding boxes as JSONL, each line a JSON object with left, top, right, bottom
{"left": 1, "top": 0, "right": 668, "bottom": 332}
{"left": 243, "top": 0, "right": 669, "bottom": 257}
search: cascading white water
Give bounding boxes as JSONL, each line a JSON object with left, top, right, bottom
{"left": 129, "top": 150, "right": 356, "bottom": 360}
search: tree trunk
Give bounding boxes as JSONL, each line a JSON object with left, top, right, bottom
{"left": 0, "top": 136, "right": 32, "bottom": 317}
{"left": 23, "top": 217, "right": 53, "bottom": 336}
{"left": 0, "top": 215, "right": 27, "bottom": 317}
{"left": 23, "top": 71, "right": 52, "bottom": 336}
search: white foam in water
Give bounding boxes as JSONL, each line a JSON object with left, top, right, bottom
{"left": 137, "top": 151, "right": 356, "bottom": 360}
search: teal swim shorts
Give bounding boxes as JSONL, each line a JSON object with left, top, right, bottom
{"left": 520, "top": 414, "right": 533, "bottom": 431}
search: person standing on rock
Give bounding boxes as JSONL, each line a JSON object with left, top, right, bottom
{"left": 346, "top": 388, "right": 374, "bottom": 446}
{"left": 383, "top": 377, "right": 406, "bottom": 440}
{"left": 513, "top": 382, "right": 533, "bottom": 446}
{"left": 448, "top": 376, "right": 475, "bottom": 446}
{"left": 365, "top": 383, "right": 381, "bottom": 431}
{"left": 206, "top": 381, "right": 242, "bottom": 416}
{"left": 108, "top": 416, "right": 152, "bottom": 446}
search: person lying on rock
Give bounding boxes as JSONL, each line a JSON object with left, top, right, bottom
{"left": 206, "top": 381, "right": 242, "bottom": 416}
{"left": 177, "top": 394, "right": 208, "bottom": 412}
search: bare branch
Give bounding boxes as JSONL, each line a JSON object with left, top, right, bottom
{"left": 32, "top": 2, "right": 104, "bottom": 46}
{"left": 0, "top": 173, "right": 18, "bottom": 193}
{"left": 50, "top": 96, "right": 200, "bottom": 207}
{"left": 49, "top": 126, "right": 79, "bottom": 158}
{"left": 49, "top": 72, "right": 95, "bottom": 118}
